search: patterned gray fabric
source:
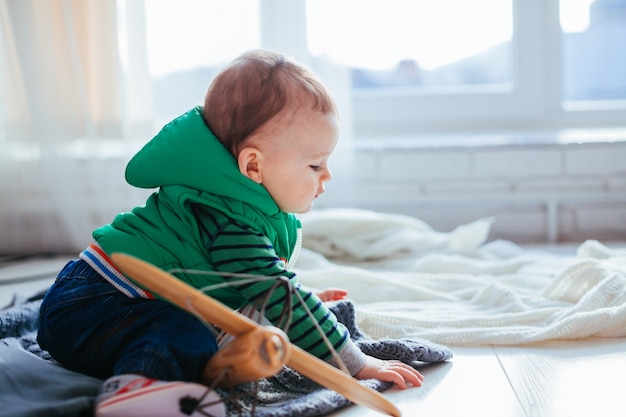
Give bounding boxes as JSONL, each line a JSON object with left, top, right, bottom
{"left": 333, "top": 300, "right": 453, "bottom": 364}
{"left": 219, "top": 300, "right": 453, "bottom": 416}
{"left": 0, "top": 292, "right": 53, "bottom": 361}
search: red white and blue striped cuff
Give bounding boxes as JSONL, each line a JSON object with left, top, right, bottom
{"left": 80, "top": 243, "right": 155, "bottom": 299}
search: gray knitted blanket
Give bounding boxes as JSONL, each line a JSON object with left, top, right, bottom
{"left": 221, "top": 300, "right": 453, "bottom": 416}
{"left": 1, "top": 295, "right": 452, "bottom": 417}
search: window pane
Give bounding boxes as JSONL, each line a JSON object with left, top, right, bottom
{"left": 306, "top": 0, "right": 513, "bottom": 91}
{"left": 561, "top": 0, "right": 626, "bottom": 102}
{"left": 144, "top": 0, "right": 260, "bottom": 126}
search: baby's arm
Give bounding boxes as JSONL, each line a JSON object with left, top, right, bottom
{"left": 315, "top": 289, "right": 424, "bottom": 388}
{"left": 206, "top": 220, "right": 423, "bottom": 389}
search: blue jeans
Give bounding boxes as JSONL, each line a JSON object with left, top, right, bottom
{"left": 37, "top": 259, "right": 218, "bottom": 382}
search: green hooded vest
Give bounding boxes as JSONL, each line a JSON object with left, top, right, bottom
{"left": 93, "top": 107, "right": 301, "bottom": 306}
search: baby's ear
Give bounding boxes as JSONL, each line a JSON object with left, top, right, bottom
{"left": 237, "top": 147, "right": 263, "bottom": 183}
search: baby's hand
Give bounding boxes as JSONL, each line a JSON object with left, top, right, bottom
{"left": 354, "top": 356, "right": 424, "bottom": 389}
{"left": 316, "top": 287, "right": 348, "bottom": 302}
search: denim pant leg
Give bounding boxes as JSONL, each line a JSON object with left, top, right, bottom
{"left": 38, "top": 259, "right": 219, "bottom": 382}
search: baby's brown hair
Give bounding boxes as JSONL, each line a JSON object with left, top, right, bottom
{"left": 203, "top": 50, "right": 336, "bottom": 155}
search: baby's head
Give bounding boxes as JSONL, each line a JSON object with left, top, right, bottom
{"left": 203, "top": 50, "right": 339, "bottom": 214}
{"left": 203, "top": 49, "right": 337, "bottom": 155}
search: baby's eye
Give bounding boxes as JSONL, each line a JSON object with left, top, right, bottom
{"left": 309, "top": 165, "right": 322, "bottom": 172}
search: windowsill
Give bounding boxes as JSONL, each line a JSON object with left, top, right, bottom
{"left": 354, "top": 127, "right": 626, "bottom": 151}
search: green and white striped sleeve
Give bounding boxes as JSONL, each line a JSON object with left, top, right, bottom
{"left": 204, "top": 216, "right": 366, "bottom": 375}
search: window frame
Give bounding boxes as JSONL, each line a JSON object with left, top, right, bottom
{"left": 263, "top": 0, "right": 626, "bottom": 138}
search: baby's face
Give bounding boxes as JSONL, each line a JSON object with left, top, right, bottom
{"left": 258, "top": 110, "right": 339, "bottom": 213}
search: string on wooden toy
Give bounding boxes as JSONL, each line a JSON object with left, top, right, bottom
{"left": 180, "top": 387, "right": 229, "bottom": 417}
{"left": 165, "top": 267, "right": 352, "bottom": 415}
{"left": 167, "top": 267, "right": 349, "bottom": 373}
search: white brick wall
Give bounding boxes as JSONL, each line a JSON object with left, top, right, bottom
{"left": 565, "top": 145, "right": 626, "bottom": 175}
{"left": 353, "top": 132, "right": 626, "bottom": 243}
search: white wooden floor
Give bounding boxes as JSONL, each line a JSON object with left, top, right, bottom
{"left": 328, "top": 337, "right": 626, "bottom": 417}
{"left": 2, "top": 254, "right": 626, "bottom": 417}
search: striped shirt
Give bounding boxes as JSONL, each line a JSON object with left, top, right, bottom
{"left": 194, "top": 206, "right": 351, "bottom": 363}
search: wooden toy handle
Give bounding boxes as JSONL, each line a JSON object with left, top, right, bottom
{"left": 110, "top": 253, "right": 401, "bottom": 417}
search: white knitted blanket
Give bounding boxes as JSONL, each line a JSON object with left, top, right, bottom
{"left": 296, "top": 208, "right": 626, "bottom": 346}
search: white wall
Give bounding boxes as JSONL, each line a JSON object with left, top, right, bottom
{"left": 351, "top": 129, "right": 626, "bottom": 244}
{"left": 3, "top": 130, "right": 626, "bottom": 254}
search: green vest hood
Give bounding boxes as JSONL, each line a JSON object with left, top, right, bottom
{"left": 94, "top": 107, "right": 300, "bottom": 291}
{"left": 126, "top": 106, "right": 279, "bottom": 215}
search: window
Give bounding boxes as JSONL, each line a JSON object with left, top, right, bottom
{"left": 561, "top": 0, "right": 626, "bottom": 103}
{"left": 308, "top": 0, "right": 626, "bottom": 137}
{"left": 307, "top": 0, "right": 513, "bottom": 92}
{"left": 140, "top": 0, "right": 626, "bottom": 139}
{"left": 143, "top": 0, "right": 260, "bottom": 128}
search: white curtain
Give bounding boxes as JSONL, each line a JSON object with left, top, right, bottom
{"left": 0, "top": 0, "right": 354, "bottom": 255}
{"left": 0, "top": 0, "right": 152, "bottom": 254}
